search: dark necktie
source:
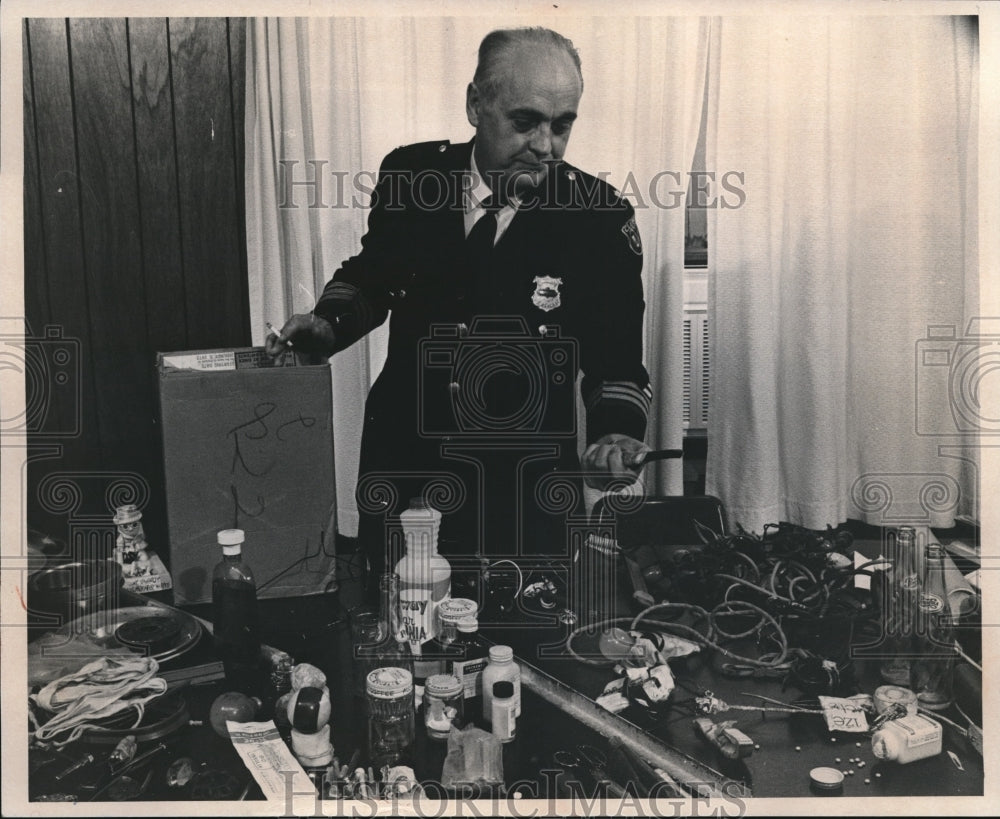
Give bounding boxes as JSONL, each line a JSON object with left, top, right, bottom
{"left": 466, "top": 199, "right": 500, "bottom": 261}
{"left": 467, "top": 198, "right": 502, "bottom": 307}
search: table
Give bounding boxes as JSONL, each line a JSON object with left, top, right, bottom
{"left": 26, "top": 544, "right": 983, "bottom": 804}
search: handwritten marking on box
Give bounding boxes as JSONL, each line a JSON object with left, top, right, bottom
{"left": 818, "top": 696, "right": 870, "bottom": 733}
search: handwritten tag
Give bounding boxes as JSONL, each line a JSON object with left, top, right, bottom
{"left": 818, "top": 696, "right": 870, "bottom": 733}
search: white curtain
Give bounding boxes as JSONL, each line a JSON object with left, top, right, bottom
{"left": 706, "top": 16, "right": 979, "bottom": 533}
{"left": 245, "top": 17, "right": 709, "bottom": 535}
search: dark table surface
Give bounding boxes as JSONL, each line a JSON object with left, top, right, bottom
{"left": 26, "top": 543, "right": 983, "bottom": 804}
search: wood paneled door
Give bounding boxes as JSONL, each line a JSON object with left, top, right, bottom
{"left": 23, "top": 17, "right": 250, "bottom": 561}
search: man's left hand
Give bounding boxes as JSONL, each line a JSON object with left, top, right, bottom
{"left": 581, "top": 434, "right": 650, "bottom": 490}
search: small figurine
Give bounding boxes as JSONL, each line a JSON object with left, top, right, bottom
{"left": 113, "top": 504, "right": 149, "bottom": 579}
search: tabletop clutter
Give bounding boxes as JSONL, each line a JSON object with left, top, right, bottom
{"left": 25, "top": 496, "right": 983, "bottom": 802}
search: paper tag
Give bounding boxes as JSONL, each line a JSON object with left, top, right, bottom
{"left": 596, "top": 691, "right": 630, "bottom": 713}
{"left": 227, "top": 720, "right": 315, "bottom": 802}
{"left": 854, "top": 552, "right": 890, "bottom": 590}
{"left": 818, "top": 696, "right": 870, "bottom": 733}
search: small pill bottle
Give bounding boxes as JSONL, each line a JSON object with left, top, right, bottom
{"left": 482, "top": 645, "right": 521, "bottom": 723}
{"left": 491, "top": 681, "right": 517, "bottom": 743}
{"left": 871, "top": 713, "right": 942, "bottom": 764}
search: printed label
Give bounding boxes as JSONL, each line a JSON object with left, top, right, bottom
{"left": 398, "top": 578, "right": 450, "bottom": 643}
{"left": 451, "top": 658, "right": 487, "bottom": 698}
{"left": 900, "top": 714, "right": 942, "bottom": 748}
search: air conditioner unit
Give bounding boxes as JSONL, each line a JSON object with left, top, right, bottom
{"left": 683, "top": 309, "right": 709, "bottom": 430}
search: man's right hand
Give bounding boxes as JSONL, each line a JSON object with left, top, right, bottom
{"left": 264, "top": 313, "right": 337, "bottom": 361}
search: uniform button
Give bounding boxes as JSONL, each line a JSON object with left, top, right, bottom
{"left": 397, "top": 289, "right": 406, "bottom": 299}
{"left": 567, "top": 171, "right": 576, "bottom": 181}
{"left": 457, "top": 323, "right": 469, "bottom": 337}
{"left": 438, "top": 144, "right": 447, "bottom": 152}
{"left": 448, "top": 381, "right": 460, "bottom": 394}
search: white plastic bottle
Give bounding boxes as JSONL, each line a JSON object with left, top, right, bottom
{"left": 394, "top": 501, "right": 451, "bottom": 701}
{"left": 871, "top": 713, "right": 942, "bottom": 764}
{"left": 481, "top": 645, "right": 521, "bottom": 723}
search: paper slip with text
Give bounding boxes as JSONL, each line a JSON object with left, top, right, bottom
{"left": 227, "top": 720, "right": 316, "bottom": 801}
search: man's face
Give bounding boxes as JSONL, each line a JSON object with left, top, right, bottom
{"left": 467, "top": 43, "right": 582, "bottom": 198}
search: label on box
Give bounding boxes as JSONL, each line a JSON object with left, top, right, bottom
{"left": 160, "top": 348, "right": 298, "bottom": 372}
{"left": 818, "top": 696, "right": 870, "bottom": 733}
{"left": 451, "top": 657, "right": 487, "bottom": 698}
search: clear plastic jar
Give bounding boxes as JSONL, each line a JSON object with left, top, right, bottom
{"left": 423, "top": 674, "right": 464, "bottom": 740}
{"left": 481, "top": 645, "right": 521, "bottom": 723}
{"left": 366, "top": 667, "right": 415, "bottom": 769}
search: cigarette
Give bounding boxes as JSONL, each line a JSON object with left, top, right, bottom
{"left": 265, "top": 321, "right": 294, "bottom": 348}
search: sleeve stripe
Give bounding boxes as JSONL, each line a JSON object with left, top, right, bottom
{"left": 584, "top": 381, "right": 652, "bottom": 416}
{"left": 316, "top": 281, "right": 378, "bottom": 335}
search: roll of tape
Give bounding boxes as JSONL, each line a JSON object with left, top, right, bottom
{"left": 873, "top": 685, "right": 917, "bottom": 715}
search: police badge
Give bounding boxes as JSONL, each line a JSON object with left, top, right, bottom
{"left": 531, "top": 276, "right": 563, "bottom": 312}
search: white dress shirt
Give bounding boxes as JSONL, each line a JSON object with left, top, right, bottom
{"left": 464, "top": 153, "right": 520, "bottom": 245}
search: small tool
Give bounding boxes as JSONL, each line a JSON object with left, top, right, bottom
{"left": 693, "top": 717, "right": 755, "bottom": 760}
{"left": 54, "top": 753, "right": 95, "bottom": 781}
{"left": 625, "top": 449, "right": 683, "bottom": 468}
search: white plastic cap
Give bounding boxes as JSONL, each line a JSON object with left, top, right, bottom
{"left": 489, "top": 645, "right": 513, "bottom": 663}
{"left": 217, "top": 529, "right": 245, "bottom": 546}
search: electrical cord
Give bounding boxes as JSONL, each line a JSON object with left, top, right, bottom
{"left": 562, "top": 600, "right": 791, "bottom": 671}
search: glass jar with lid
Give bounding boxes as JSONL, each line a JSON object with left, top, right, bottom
{"left": 365, "top": 667, "right": 415, "bottom": 769}
{"left": 423, "top": 674, "right": 464, "bottom": 739}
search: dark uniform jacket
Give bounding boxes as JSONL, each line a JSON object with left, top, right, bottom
{"left": 313, "top": 139, "right": 651, "bottom": 566}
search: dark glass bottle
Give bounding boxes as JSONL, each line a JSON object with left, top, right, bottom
{"left": 910, "top": 542, "right": 956, "bottom": 710}
{"left": 448, "top": 617, "right": 489, "bottom": 726}
{"left": 212, "top": 529, "right": 261, "bottom": 689}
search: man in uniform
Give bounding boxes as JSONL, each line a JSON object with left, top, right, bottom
{"left": 268, "top": 27, "right": 652, "bottom": 582}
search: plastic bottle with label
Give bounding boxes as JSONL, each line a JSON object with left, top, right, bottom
{"left": 481, "top": 645, "right": 521, "bottom": 724}
{"left": 394, "top": 500, "right": 451, "bottom": 702}
{"left": 871, "top": 712, "right": 942, "bottom": 763}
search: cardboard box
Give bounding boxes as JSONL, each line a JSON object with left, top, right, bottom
{"left": 158, "top": 349, "right": 337, "bottom": 603}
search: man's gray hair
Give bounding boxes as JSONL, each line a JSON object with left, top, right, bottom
{"left": 472, "top": 27, "right": 583, "bottom": 102}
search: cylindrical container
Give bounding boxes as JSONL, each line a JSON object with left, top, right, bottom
{"left": 491, "top": 680, "right": 517, "bottom": 743}
{"left": 871, "top": 713, "right": 942, "bottom": 764}
{"left": 366, "top": 667, "right": 415, "bottom": 770}
{"left": 395, "top": 502, "right": 451, "bottom": 702}
{"left": 808, "top": 767, "right": 844, "bottom": 796}
{"left": 427, "top": 598, "right": 479, "bottom": 678}
{"left": 481, "top": 645, "right": 521, "bottom": 723}
{"left": 880, "top": 526, "right": 917, "bottom": 686}
{"left": 449, "top": 618, "right": 489, "bottom": 724}
{"left": 873, "top": 685, "right": 918, "bottom": 716}
{"left": 423, "top": 674, "right": 464, "bottom": 740}
{"left": 910, "top": 543, "right": 956, "bottom": 711}
{"left": 212, "top": 529, "right": 261, "bottom": 689}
